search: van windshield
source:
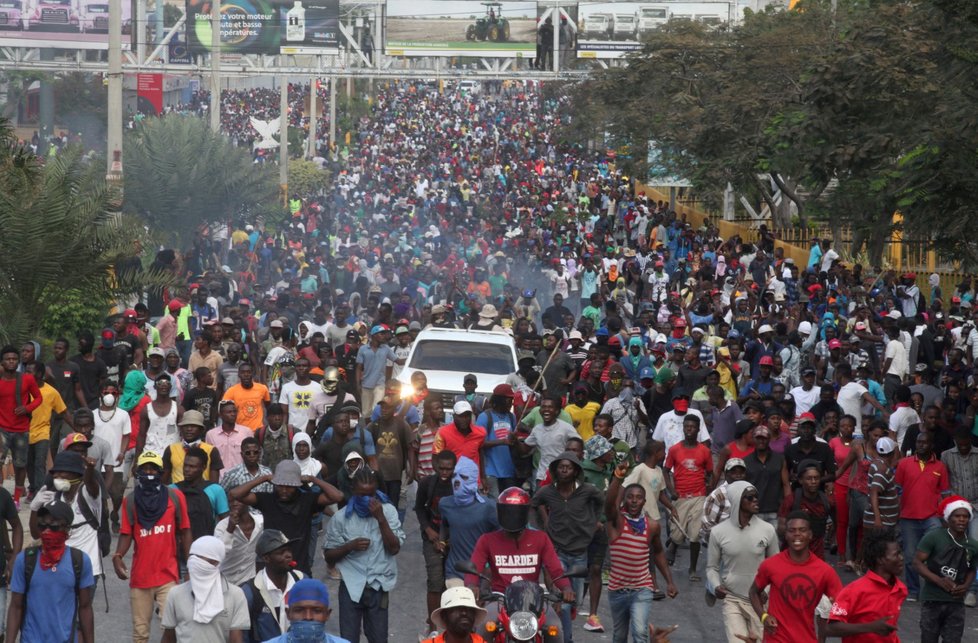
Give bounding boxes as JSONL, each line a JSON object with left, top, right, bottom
{"left": 409, "top": 340, "right": 514, "bottom": 375}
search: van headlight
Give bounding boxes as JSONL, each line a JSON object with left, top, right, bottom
{"left": 508, "top": 611, "right": 538, "bottom": 641}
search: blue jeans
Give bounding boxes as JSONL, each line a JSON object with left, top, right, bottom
{"left": 557, "top": 550, "right": 587, "bottom": 643}
{"left": 900, "top": 516, "right": 940, "bottom": 597}
{"left": 338, "top": 582, "right": 388, "bottom": 643}
{"left": 608, "top": 587, "right": 653, "bottom": 643}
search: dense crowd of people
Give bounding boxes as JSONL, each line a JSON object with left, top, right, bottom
{"left": 2, "top": 79, "right": 978, "bottom": 643}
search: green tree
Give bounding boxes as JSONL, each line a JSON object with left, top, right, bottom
{"left": 288, "top": 159, "right": 331, "bottom": 197}
{"left": 567, "top": 6, "right": 836, "bottom": 229}
{"left": 0, "top": 120, "right": 162, "bottom": 344}
{"left": 123, "top": 115, "right": 281, "bottom": 244}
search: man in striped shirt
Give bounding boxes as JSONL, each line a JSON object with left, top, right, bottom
{"left": 604, "top": 461, "right": 677, "bottom": 642}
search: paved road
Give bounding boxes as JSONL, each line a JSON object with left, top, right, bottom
{"left": 10, "top": 481, "right": 977, "bottom": 642}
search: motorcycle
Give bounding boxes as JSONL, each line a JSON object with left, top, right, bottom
{"left": 455, "top": 560, "right": 588, "bottom": 642}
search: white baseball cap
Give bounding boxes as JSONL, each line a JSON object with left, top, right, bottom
{"left": 757, "top": 324, "right": 774, "bottom": 335}
{"left": 452, "top": 400, "right": 473, "bottom": 416}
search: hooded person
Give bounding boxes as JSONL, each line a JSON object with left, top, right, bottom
{"left": 292, "top": 432, "right": 322, "bottom": 478}
{"left": 437, "top": 456, "right": 499, "bottom": 587}
{"left": 704, "top": 480, "right": 779, "bottom": 640}
{"left": 160, "top": 534, "right": 250, "bottom": 641}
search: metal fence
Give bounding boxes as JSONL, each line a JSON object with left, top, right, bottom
{"left": 640, "top": 184, "right": 970, "bottom": 297}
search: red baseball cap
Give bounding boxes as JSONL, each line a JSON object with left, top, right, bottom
{"left": 758, "top": 356, "right": 774, "bottom": 366}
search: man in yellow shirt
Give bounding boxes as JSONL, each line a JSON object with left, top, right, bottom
{"left": 221, "top": 363, "right": 270, "bottom": 431}
{"left": 27, "top": 363, "right": 73, "bottom": 499}
{"left": 565, "top": 384, "right": 601, "bottom": 441}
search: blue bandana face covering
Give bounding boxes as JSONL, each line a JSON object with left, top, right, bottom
{"left": 452, "top": 456, "right": 484, "bottom": 506}
{"left": 344, "top": 490, "right": 391, "bottom": 518}
{"left": 288, "top": 620, "right": 327, "bottom": 642}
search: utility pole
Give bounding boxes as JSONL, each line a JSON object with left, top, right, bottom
{"left": 209, "top": 0, "right": 221, "bottom": 132}
{"left": 307, "top": 78, "right": 317, "bottom": 159}
{"left": 106, "top": 0, "right": 123, "bottom": 182}
{"left": 328, "top": 77, "right": 336, "bottom": 153}
{"left": 280, "top": 78, "right": 288, "bottom": 201}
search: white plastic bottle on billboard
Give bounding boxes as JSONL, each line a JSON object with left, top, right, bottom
{"left": 286, "top": 1, "right": 305, "bottom": 41}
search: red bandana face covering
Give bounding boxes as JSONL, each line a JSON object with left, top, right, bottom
{"left": 39, "top": 530, "right": 69, "bottom": 570}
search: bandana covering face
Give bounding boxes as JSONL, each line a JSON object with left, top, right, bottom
{"left": 345, "top": 490, "right": 392, "bottom": 518}
{"left": 187, "top": 535, "right": 227, "bottom": 624}
{"left": 452, "top": 456, "right": 484, "bottom": 506}
{"left": 39, "top": 530, "right": 69, "bottom": 570}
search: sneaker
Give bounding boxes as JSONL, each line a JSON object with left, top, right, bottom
{"left": 705, "top": 589, "right": 716, "bottom": 607}
{"left": 583, "top": 615, "right": 605, "bottom": 632}
{"left": 964, "top": 592, "right": 976, "bottom": 608}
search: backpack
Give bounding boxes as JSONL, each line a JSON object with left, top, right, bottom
{"left": 791, "top": 488, "right": 832, "bottom": 538}
{"left": 72, "top": 480, "right": 111, "bottom": 558}
{"left": 177, "top": 483, "right": 217, "bottom": 540}
{"left": 23, "top": 545, "right": 85, "bottom": 639}
{"left": 243, "top": 570, "right": 303, "bottom": 639}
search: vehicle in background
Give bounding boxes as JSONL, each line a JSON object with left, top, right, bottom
{"left": 25, "top": 0, "right": 81, "bottom": 31}
{"left": 581, "top": 12, "right": 612, "bottom": 40}
{"left": 695, "top": 14, "right": 725, "bottom": 29}
{"left": 611, "top": 11, "right": 637, "bottom": 40}
{"left": 637, "top": 5, "right": 671, "bottom": 35}
{"left": 396, "top": 327, "right": 517, "bottom": 421}
{"left": 78, "top": 0, "right": 106, "bottom": 31}
{"left": 0, "top": 0, "right": 23, "bottom": 29}
{"left": 457, "top": 80, "right": 480, "bottom": 94}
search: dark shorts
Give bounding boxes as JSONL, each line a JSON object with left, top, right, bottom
{"left": 1, "top": 430, "right": 28, "bottom": 469}
{"left": 588, "top": 526, "right": 609, "bottom": 568}
{"left": 422, "top": 537, "right": 446, "bottom": 593}
{"left": 920, "top": 601, "right": 965, "bottom": 643}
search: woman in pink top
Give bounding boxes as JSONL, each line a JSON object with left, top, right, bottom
{"left": 827, "top": 414, "right": 856, "bottom": 567}
{"left": 835, "top": 419, "right": 886, "bottom": 572}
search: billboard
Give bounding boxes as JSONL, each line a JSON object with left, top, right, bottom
{"left": 576, "top": 2, "right": 644, "bottom": 58}
{"left": 386, "top": 0, "right": 537, "bottom": 58}
{"left": 186, "top": 0, "right": 338, "bottom": 55}
{"left": 0, "top": 0, "right": 132, "bottom": 50}
{"left": 136, "top": 73, "right": 163, "bottom": 116}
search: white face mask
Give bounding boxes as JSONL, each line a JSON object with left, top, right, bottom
{"left": 102, "top": 394, "right": 116, "bottom": 407}
{"left": 53, "top": 478, "right": 73, "bottom": 492}
{"left": 349, "top": 418, "right": 359, "bottom": 429}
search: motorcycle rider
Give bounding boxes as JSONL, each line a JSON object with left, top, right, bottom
{"left": 465, "top": 487, "right": 573, "bottom": 642}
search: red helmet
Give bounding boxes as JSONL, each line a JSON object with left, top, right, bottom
{"left": 497, "top": 487, "right": 530, "bottom": 533}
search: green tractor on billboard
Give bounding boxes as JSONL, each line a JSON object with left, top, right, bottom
{"left": 466, "top": 2, "right": 511, "bottom": 42}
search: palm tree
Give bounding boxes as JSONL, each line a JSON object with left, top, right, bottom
{"left": 0, "top": 118, "right": 163, "bottom": 344}
{"left": 123, "top": 115, "right": 281, "bottom": 244}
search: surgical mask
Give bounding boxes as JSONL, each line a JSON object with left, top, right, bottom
{"left": 288, "top": 620, "right": 327, "bottom": 642}
{"left": 349, "top": 418, "right": 359, "bottom": 429}
{"left": 52, "top": 478, "right": 74, "bottom": 492}
{"left": 183, "top": 438, "right": 201, "bottom": 448}
{"left": 102, "top": 394, "right": 116, "bottom": 406}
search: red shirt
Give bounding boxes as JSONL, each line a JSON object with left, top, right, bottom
{"left": 665, "top": 442, "right": 712, "bottom": 497}
{"left": 0, "top": 374, "right": 42, "bottom": 432}
{"left": 893, "top": 455, "right": 949, "bottom": 519}
{"left": 754, "top": 550, "right": 843, "bottom": 643}
{"left": 828, "top": 570, "right": 907, "bottom": 643}
{"left": 467, "top": 529, "right": 571, "bottom": 594}
{"left": 434, "top": 422, "right": 487, "bottom": 474}
{"left": 120, "top": 489, "right": 191, "bottom": 589}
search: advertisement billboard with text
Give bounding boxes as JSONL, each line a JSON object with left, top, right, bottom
{"left": 186, "top": 0, "right": 338, "bottom": 55}
{"left": 0, "top": 0, "right": 132, "bottom": 50}
{"left": 386, "top": 0, "right": 537, "bottom": 58}
{"left": 577, "top": 2, "right": 644, "bottom": 58}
